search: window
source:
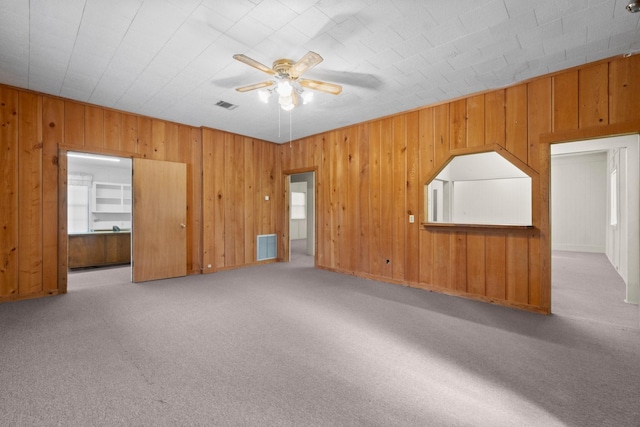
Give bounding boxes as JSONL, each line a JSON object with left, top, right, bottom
{"left": 425, "top": 151, "right": 533, "bottom": 226}
{"left": 291, "top": 191, "right": 306, "bottom": 219}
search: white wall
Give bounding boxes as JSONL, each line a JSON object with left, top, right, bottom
{"left": 551, "top": 135, "right": 639, "bottom": 305}
{"left": 452, "top": 178, "right": 531, "bottom": 225}
{"left": 551, "top": 152, "right": 607, "bottom": 252}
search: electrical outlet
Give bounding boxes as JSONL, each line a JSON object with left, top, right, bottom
{"left": 409, "top": 215, "right": 415, "bottom": 223}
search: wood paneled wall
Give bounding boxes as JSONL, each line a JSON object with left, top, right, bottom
{"left": 2, "top": 54, "right": 639, "bottom": 311}
{"left": 278, "top": 54, "right": 640, "bottom": 313}
{"left": 0, "top": 88, "right": 277, "bottom": 302}
{"left": 201, "top": 128, "right": 278, "bottom": 272}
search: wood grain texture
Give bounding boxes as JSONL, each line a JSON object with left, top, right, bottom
{"left": 18, "top": 92, "right": 43, "bottom": 296}
{"left": 466, "top": 94, "right": 485, "bottom": 148}
{"left": 484, "top": 90, "right": 505, "bottom": 147}
{"left": 552, "top": 71, "right": 579, "bottom": 132}
{"left": 450, "top": 99, "right": 467, "bottom": 150}
{"left": 579, "top": 62, "right": 609, "bottom": 128}
{"left": 405, "top": 111, "right": 420, "bottom": 284}
{"left": 609, "top": 54, "right": 640, "bottom": 124}
{"left": 391, "top": 115, "right": 406, "bottom": 280}
{"left": 357, "top": 124, "right": 371, "bottom": 274}
{"left": 505, "top": 84, "right": 528, "bottom": 164}
{"left": 42, "top": 96, "right": 62, "bottom": 292}
{"left": 0, "top": 87, "right": 19, "bottom": 298}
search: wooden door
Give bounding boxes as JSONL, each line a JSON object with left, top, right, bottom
{"left": 132, "top": 158, "right": 187, "bottom": 282}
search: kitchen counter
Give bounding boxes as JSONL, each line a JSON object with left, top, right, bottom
{"left": 68, "top": 231, "right": 131, "bottom": 269}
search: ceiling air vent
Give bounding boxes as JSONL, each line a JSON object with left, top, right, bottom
{"left": 215, "top": 100, "right": 239, "bottom": 110}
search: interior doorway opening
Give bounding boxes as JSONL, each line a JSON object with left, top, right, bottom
{"left": 550, "top": 135, "right": 639, "bottom": 328}
{"left": 66, "top": 152, "right": 132, "bottom": 282}
{"left": 288, "top": 171, "right": 315, "bottom": 264}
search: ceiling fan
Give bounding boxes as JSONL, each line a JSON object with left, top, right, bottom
{"left": 233, "top": 51, "right": 342, "bottom": 111}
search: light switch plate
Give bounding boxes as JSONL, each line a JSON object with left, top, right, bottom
{"left": 409, "top": 215, "right": 415, "bottom": 223}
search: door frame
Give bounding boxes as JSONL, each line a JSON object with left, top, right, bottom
{"left": 282, "top": 167, "right": 317, "bottom": 264}
{"left": 540, "top": 121, "right": 640, "bottom": 313}
{"left": 58, "top": 149, "right": 134, "bottom": 290}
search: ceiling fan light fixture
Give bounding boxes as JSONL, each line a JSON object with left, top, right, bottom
{"left": 628, "top": 0, "right": 640, "bottom": 12}
{"left": 281, "top": 102, "right": 295, "bottom": 112}
{"left": 276, "top": 80, "right": 293, "bottom": 96}
{"left": 301, "top": 91, "right": 314, "bottom": 104}
{"left": 258, "top": 89, "right": 271, "bottom": 103}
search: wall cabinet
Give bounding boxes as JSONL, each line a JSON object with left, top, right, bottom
{"left": 92, "top": 182, "right": 131, "bottom": 230}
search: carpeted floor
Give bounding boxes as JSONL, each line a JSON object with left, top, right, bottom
{"left": 1, "top": 245, "right": 639, "bottom": 426}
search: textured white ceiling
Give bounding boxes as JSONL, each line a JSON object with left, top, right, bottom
{"left": 0, "top": 0, "right": 638, "bottom": 143}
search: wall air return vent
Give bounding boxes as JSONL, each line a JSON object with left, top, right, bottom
{"left": 215, "top": 100, "right": 239, "bottom": 110}
{"left": 257, "top": 234, "right": 277, "bottom": 261}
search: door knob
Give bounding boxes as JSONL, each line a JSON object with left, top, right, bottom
{"left": 180, "top": 223, "right": 186, "bottom": 228}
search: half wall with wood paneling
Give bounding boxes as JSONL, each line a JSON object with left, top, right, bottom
{"left": 278, "top": 54, "right": 640, "bottom": 314}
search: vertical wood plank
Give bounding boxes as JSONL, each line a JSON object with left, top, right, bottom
{"left": 18, "top": 92, "right": 43, "bottom": 296}
{"left": 104, "top": 110, "right": 122, "bottom": 152}
{"left": 392, "top": 115, "right": 406, "bottom": 280}
{"left": 467, "top": 233, "right": 486, "bottom": 295}
{"left": 505, "top": 84, "right": 528, "bottom": 163}
{"left": 64, "top": 101, "right": 84, "bottom": 148}
{"left": 328, "top": 131, "right": 340, "bottom": 269}
{"left": 137, "top": 117, "right": 152, "bottom": 158}
{"left": 552, "top": 71, "right": 579, "bottom": 131}
{"left": 201, "top": 129, "right": 215, "bottom": 272}
{"left": 188, "top": 127, "right": 202, "bottom": 274}
{"left": 433, "top": 232, "right": 451, "bottom": 289}
{"left": 150, "top": 119, "right": 167, "bottom": 161}
{"left": 164, "top": 122, "right": 180, "bottom": 162}
{"left": 451, "top": 232, "right": 467, "bottom": 292}
{"left": 213, "top": 131, "right": 226, "bottom": 269}
{"left": 485, "top": 235, "right": 506, "bottom": 299}
{"left": 609, "top": 54, "right": 640, "bottom": 124}
{"left": 466, "top": 94, "right": 485, "bottom": 148}
{"left": 579, "top": 62, "right": 609, "bottom": 128}
{"left": 42, "top": 96, "right": 63, "bottom": 292}
{"left": 405, "top": 111, "right": 420, "bottom": 284}
{"left": 527, "top": 78, "right": 551, "bottom": 171}
{"left": 357, "top": 124, "right": 371, "bottom": 274}
{"left": 433, "top": 104, "right": 450, "bottom": 168}
{"left": 346, "top": 126, "right": 359, "bottom": 272}
{"left": 450, "top": 99, "right": 466, "bottom": 150}
{"left": 506, "top": 234, "right": 529, "bottom": 304}
{"left": 84, "top": 105, "right": 104, "bottom": 150}
{"left": 0, "top": 87, "right": 19, "bottom": 298}
{"left": 380, "top": 118, "right": 394, "bottom": 278}
{"left": 484, "top": 90, "right": 505, "bottom": 147}
{"left": 120, "top": 114, "right": 138, "bottom": 154}
{"left": 418, "top": 108, "right": 435, "bottom": 285}
{"left": 368, "top": 122, "right": 382, "bottom": 277}
{"left": 244, "top": 138, "right": 256, "bottom": 264}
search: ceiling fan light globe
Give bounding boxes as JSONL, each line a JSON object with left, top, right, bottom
{"left": 276, "top": 80, "right": 293, "bottom": 96}
{"left": 281, "top": 103, "right": 295, "bottom": 112}
{"left": 302, "top": 91, "right": 314, "bottom": 104}
{"left": 258, "top": 89, "right": 271, "bottom": 103}
{"left": 279, "top": 94, "right": 293, "bottom": 106}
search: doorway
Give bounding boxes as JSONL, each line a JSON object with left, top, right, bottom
{"left": 65, "top": 153, "right": 188, "bottom": 287}
{"left": 66, "top": 152, "right": 132, "bottom": 281}
{"left": 288, "top": 171, "right": 315, "bottom": 264}
{"left": 550, "top": 135, "right": 639, "bottom": 327}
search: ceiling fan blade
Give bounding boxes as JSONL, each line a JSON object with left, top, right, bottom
{"left": 235, "top": 81, "right": 274, "bottom": 92}
{"left": 299, "top": 78, "right": 342, "bottom": 95}
{"left": 233, "top": 54, "right": 277, "bottom": 76}
{"left": 289, "top": 51, "right": 323, "bottom": 78}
